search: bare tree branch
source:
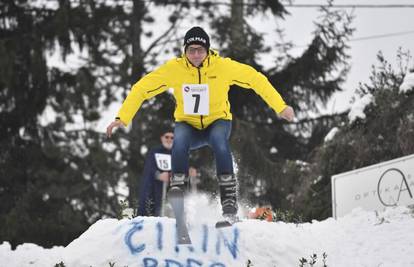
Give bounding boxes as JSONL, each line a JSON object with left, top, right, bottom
{"left": 142, "top": 6, "right": 184, "bottom": 59}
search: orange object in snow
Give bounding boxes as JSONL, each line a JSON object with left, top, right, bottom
{"left": 248, "top": 206, "right": 273, "bottom": 222}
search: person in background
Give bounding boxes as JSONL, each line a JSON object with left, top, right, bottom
{"left": 138, "top": 130, "right": 197, "bottom": 216}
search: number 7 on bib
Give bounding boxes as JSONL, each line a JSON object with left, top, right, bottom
{"left": 182, "top": 84, "right": 209, "bottom": 115}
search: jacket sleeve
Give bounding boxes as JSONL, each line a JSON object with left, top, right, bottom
{"left": 137, "top": 149, "right": 157, "bottom": 216}
{"left": 116, "top": 62, "right": 173, "bottom": 126}
{"left": 224, "top": 58, "right": 288, "bottom": 114}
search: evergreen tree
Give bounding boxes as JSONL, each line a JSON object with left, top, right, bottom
{"left": 0, "top": 0, "right": 196, "bottom": 247}
{"left": 0, "top": 0, "right": 132, "bottom": 247}
{"left": 298, "top": 51, "right": 414, "bottom": 220}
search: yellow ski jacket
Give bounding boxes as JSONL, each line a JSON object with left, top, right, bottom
{"left": 117, "top": 50, "right": 287, "bottom": 129}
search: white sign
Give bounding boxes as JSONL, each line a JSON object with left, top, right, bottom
{"left": 182, "top": 84, "right": 209, "bottom": 115}
{"left": 331, "top": 154, "right": 414, "bottom": 218}
{"left": 155, "top": 153, "right": 171, "bottom": 171}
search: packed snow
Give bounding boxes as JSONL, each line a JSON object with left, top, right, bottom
{"left": 348, "top": 93, "right": 373, "bottom": 123}
{"left": 1, "top": 193, "right": 414, "bottom": 267}
{"left": 400, "top": 72, "right": 414, "bottom": 93}
{"left": 324, "top": 127, "right": 339, "bottom": 143}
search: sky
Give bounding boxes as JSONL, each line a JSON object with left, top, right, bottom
{"left": 1, "top": 193, "right": 414, "bottom": 267}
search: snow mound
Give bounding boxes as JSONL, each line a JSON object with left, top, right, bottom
{"left": 1, "top": 204, "right": 414, "bottom": 267}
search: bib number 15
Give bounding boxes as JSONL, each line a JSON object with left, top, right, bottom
{"left": 182, "top": 84, "right": 209, "bottom": 115}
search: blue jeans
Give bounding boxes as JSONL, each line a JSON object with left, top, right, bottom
{"left": 172, "top": 119, "right": 233, "bottom": 176}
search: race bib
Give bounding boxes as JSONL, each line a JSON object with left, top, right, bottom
{"left": 182, "top": 84, "right": 209, "bottom": 115}
{"left": 155, "top": 153, "right": 171, "bottom": 171}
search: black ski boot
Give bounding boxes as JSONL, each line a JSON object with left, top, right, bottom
{"left": 216, "top": 174, "right": 240, "bottom": 228}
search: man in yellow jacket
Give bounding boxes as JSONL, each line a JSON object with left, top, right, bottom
{"left": 107, "top": 26, "right": 294, "bottom": 224}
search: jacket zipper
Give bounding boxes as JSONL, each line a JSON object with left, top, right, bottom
{"left": 197, "top": 67, "right": 204, "bottom": 129}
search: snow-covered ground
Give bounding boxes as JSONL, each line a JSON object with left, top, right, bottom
{"left": 1, "top": 194, "right": 414, "bottom": 267}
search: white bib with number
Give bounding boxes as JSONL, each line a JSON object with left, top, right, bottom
{"left": 155, "top": 153, "right": 171, "bottom": 171}
{"left": 182, "top": 84, "right": 209, "bottom": 115}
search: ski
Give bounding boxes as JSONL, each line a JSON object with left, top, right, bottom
{"left": 168, "top": 187, "right": 191, "bottom": 245}
{"left": 215, "top": 220, "right": 233, "bottom": 228}
{"left": 215, "top": 215, "right": 240, "bottom": 228}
